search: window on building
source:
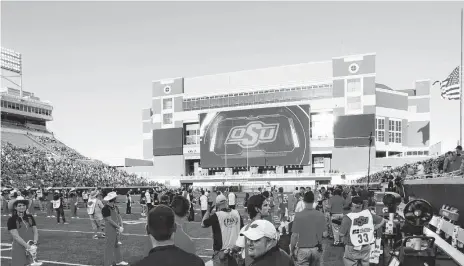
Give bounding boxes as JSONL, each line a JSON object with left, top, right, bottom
{"left": 376, "top": 117, "right": 385, "bottom": 142}
{"left": 163, "top": 113, "right": 173, "bottom": 125}
{"left": 310, "top": 113, "right": 334, "bottom": 139}
{"left": 162, "top": 98, "right": 173, "bottom": 110}
{"left": 347, "top": 96, "right": 362, "bottom": 111}
{"left": 347, "top": 78, "right": 362, "bottom": 93}
{"left": 388, "top": 119, "right": 402, "bottom": 144}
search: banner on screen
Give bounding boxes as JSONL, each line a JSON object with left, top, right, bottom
{"left": 199, "top": 105, "right": 310, "bottom": 168}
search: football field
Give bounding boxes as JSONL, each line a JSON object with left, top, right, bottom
{"left": 0, "top": 197, "right": 348, "bottom": 266}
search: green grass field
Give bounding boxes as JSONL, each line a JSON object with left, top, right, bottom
{"left": 0, "top": 195, "right": 347, "bottom": 266}
{"left": 1, "top": 195, "right": 459, "bottom": 266}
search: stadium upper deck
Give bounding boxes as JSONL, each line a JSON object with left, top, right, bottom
{"left": 142, "top": 53, "right": 432, "bottom": 178}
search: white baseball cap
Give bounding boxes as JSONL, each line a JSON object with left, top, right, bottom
{"left": 240, "top": 220, "right": 279, "bottom": 241}
{"left": 216, "top": 194, "right": 227, "bottom": 204}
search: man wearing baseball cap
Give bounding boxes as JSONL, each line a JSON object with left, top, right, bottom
{"left": 241, "top": 220, "right": 293, "bottom": 266}
{"left": 202, "top": 194, "right": 243, "bottom": 266}
{"left": 339, "top": 196, "right": 386, "bottom": 266}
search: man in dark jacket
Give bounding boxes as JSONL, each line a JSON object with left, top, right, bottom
{"left": 134, "top": 205, "right": 204, "bottom": 266}
{"left": 241, "top": 219, "right": 294, "bottom": 266}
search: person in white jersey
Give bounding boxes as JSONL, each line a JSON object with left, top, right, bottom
{"left": 145, "top": 190, "right": 153, "bottom": 212}
{"left": 199, "top": 190, "right": 208, "bottom": 218}
{"left": 202, "top": 194, "right": 244, "bottom": 266}
{"left": 87, "top": 190, "right": 105, "bottom": 239}
{"left": 339, "top": 196, "right": 386, "bottom": 266}
{"left": 228, "top": 190, "right": 236, "bottom": 209}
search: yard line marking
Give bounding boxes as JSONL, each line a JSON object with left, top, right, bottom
{"left": 0, "top": 256, "right": 95, "bottom": 266}
{"left": 1, "top": 227, "right": 213, "bottom": 240}
{"left": 199, "top": 255, "right": 211, "bottom": 258}
{"left": 0, "top": 227, "right": 147, "bottom": 237}
{"left": 0, "top": 248, "right": 12, "bottom": 251}
{"left": 0, "top": 243, "right": 12, "bottom": 247}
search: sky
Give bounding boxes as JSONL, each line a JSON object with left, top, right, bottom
{"left": 1, "top": 1, "right": 464, "bottom": 165}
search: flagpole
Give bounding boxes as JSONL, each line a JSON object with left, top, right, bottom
{"left": 460, "top": 8, "right": 463, "bottom": 145}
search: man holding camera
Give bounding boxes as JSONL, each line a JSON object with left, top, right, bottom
{"left": 202, "top": 194, "right": 244, "bottom": 266}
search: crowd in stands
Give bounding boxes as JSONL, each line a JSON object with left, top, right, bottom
{"left": 1, "top": 142, "right": 151, "bottom": 188}
{"left": 356, "top": 145, "right": 464, "bottom": 184}
{"left": 31, "top": 135, "right": 88, "bottom": 160}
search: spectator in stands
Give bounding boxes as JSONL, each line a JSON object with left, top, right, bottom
{"left": 134, "top": 205, "right": 204, "bottom": 266}
{"left": 416, "top": 162, "right": 425, "bottom": 176}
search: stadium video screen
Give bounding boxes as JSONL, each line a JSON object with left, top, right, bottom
{"left": 199, "top": 105, "right": 310, "bottom": 168}
{"left": 153, "top": 128, "right": 183, "bottom": 156}
{"left": 333, "top": 114, "right": 376, "bottom": 147}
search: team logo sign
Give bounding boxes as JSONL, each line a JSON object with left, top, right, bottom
{"left": 353, "top": 216, "right": 369, "bottom": 227}
{"left": 225, "top": 121, "right": 279, "bottom": 149}
{"left": 223, "top": 217, "right": 239, "bottom": 227}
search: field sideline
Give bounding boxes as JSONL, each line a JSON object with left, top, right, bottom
{"left": 1, "top": 195, "right": 458, "bottom": 266}
{"left": 0, "top": 195, "right": 350, "bottom": 266}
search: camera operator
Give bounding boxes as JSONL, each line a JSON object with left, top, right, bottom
{"left": 339, "top": 197, "right": 386, "bottom": 266}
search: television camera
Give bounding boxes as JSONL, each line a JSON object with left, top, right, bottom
{"left": 380, "top": 193, "right": 436, "bottom": 266}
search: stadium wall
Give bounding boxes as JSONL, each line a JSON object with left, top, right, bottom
{"left": 141, "top": 53, "right": 433, "bottom": 176}
{"left": 152, "top": 155, "right": 184, "bottom": 176}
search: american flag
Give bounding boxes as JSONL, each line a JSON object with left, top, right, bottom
{"left": 434, "top": 66, "right": 461, "bottom": 100}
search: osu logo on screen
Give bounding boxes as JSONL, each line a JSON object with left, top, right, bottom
{"left": 353, "top": 216, "right": 369, "bottom": 227}
{"left": 224, "top": 121, "right": 279, "bottom": 149}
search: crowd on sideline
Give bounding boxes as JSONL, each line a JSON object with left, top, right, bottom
{"left": 1, "top": 142, "right": 151, "bottom": 188}
{"left": 356, "top": 145, "right": 464, "bottom": 184}
{"left": 3, "top": 181, "right": 395, "bottom": 266}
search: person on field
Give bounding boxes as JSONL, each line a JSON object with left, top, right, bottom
{"left": 69, "top": 188, "right": 79, "bottom": 219}
{"left": 46, "top": 187, "right": 55, "bottom": 218}
{"left": 339, "top": 196, "right": 386, "bottom": 266}
{"left": 87, "top": 190, "right": 105, "bottom": 239}
{"left": 134, "top": 205, "right": 204, "bottom": 266}
{"left": 8, "top": 196, "right": 39, "bottom": 266}
{"left": 53, "top": 190, "right": 68, "bottom": 224}
{"left": 126, "top": 192, "right": 132, "bottom": 214}
{"left": 234, "top": 194, "right": 270, "bottom": 266}
{"left": 102, "top": 191, "right": 128, "bottom": 266}
{"left": 171, "top": 195, "right": 196, "bottom": 254}
{"left": 241, "top": 220, "right": 294, "bottom": 266}
{"left": 202, "top": 194, "right": 244, "bottom": 266}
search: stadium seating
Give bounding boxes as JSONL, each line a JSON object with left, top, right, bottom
{"left": 355, "top": 154, "right": 451, "bottom": 183}
{"left": 1, "top": 132, "right": 48, "bottom": 151}
{"left": 1, "top": 140, "right": 150, "bottom": 188}
{"left": 28, "top": 135, "right": 88, "bottom": 160}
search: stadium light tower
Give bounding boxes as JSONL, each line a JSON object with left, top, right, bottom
{"left": 1, "top": 47, "right": 23, "bottom": 96}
